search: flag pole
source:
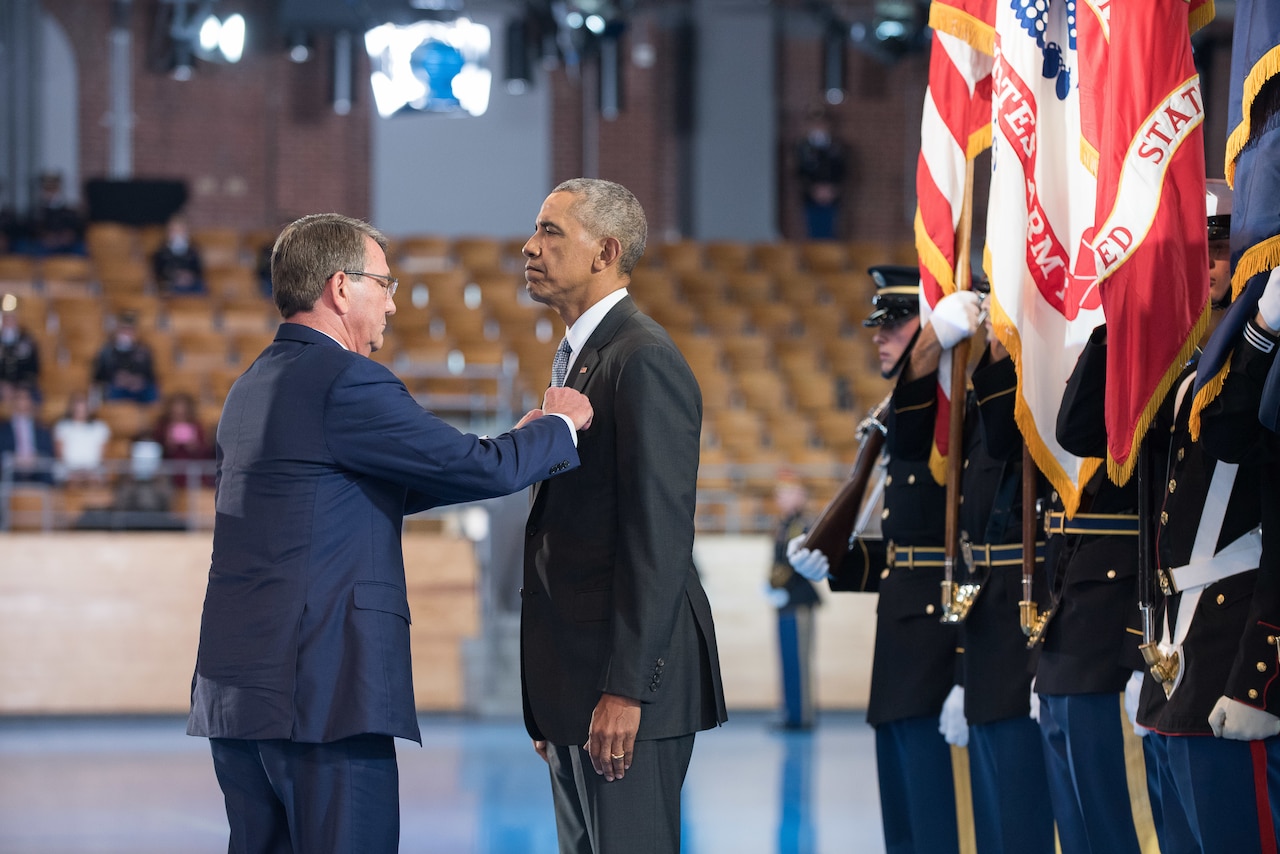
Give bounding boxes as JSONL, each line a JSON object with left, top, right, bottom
{"left": 940, "top": 157, "right": 975, "bottom": 622}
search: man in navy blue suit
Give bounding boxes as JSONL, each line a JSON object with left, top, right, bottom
{"left": 187, "top": 213, "right": 594, "bottom": 853}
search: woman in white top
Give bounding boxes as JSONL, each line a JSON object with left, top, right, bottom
{"left": 53, "top": 391, "right": 111, "bottom": 483}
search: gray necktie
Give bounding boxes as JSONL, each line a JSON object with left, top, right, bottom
{"left": 551, "top": 338, "right": 572, "bottom": 388}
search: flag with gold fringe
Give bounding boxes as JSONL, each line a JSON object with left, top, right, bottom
{"left": 914, "top": 0, "right": 995, "bottom": 484}
{"left": 1085, "top": 0, "right": 1208, "bottom": 485}
{"left": 985, "top": 0, "right": 1103, "bottom": 515}
{"left": 1190, "top": 0, "right": 1280, "bottom": 436}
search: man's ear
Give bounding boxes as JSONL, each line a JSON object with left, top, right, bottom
{"left": 326, "top": 272, "right": 353, "bottom": 315}
{"left": 594, "top": 236, "right": 622, "bottom": 272}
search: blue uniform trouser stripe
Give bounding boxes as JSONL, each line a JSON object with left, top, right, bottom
{"left": 776, "top": 606, "right": 815, "bottom": 727}
{"left": 1144, "top": 731, "right": 1272, "bottom": 854}
{"left": 969, "top": 717, "right": 1056, "bottom": 854}
{"left": 875, "top": 715, "right": 961, "bottom": 854}
{"left": 1037, "top": 693, "right": 1143, "bottom": 854}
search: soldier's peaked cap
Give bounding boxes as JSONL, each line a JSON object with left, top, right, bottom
{"left": 863, "top": 265, "right": 921, "bottom": 327}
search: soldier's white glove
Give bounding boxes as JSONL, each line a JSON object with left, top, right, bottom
{"left": 1124, "top": 671, "right": 1149, "bottom": 737}
{"left": 786, "top": 534, "right": 830, "bottom": 581}
{"left": 1208, "top": 695, "right": 1280, "bottom": 741}
{"left": 762, "top": 583, "right": 790, "bottom": 609}
{"left": 929, "top": 290, "right": 983, "bottom": 350}
{"left": 1257, "top": 266, "right": 1280, "bottom": 331}
{"left": 1028, "top": 678, "right": 1040, "bottom": 723}
{"left": 939, "top": 684, "right": 969, "bottom": 747}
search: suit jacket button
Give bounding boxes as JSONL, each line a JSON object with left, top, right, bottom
{"left": 656, "top": 659, "right": 664, "bottom": 667}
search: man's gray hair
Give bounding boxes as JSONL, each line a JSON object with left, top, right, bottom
{"left": 270, "top": 213, "right": 388, "bottom": 318}
{"left": 553, "top": 178, "right": 648, "bottom": 276}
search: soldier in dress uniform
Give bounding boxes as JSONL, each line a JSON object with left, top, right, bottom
{"left": 788, "top": 265, "right": 981, "bottom": 854}
{"left": 1127, "top": 178, "right": 1272, "bottom": 854}
{"left": 1195, "top": 239, "right": 1280, "bottom": 846}
{"left": 1042, "top": 304, "right": 1161, "bottom": 854}
{"left": 889, "top": 282, "right": 1056, "bottom": 854}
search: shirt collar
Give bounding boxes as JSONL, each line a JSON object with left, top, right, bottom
{"left": 565, "top": 288, "right": 628, "bottom": 355}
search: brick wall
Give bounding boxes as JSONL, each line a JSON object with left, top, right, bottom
{"left": 45, "top": 0, "right": 371, "bottom": 232}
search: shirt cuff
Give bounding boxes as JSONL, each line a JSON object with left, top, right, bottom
{"left": 550, "top": 412, "right": 578, "bottom": 447}
{"left": 1245, "top": 318, "right": 1278, "bottom": 354}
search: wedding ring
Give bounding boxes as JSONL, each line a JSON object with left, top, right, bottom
{"left": 610, "top": 753, "right": 625, "bottom": 760}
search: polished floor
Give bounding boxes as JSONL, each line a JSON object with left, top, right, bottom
{"left": 0, "top": 711, "right": 885, "bottom": 854}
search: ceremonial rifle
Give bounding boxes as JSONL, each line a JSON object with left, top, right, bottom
{"left": 802, "top": 394, "right": 890, "bottom": 565}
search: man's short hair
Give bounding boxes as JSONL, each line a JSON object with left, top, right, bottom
{"left": 270, "top": 214, "right": 388, "bottom": 318}
{"left": 552, "top": 178, "right": 648, "bottom": 276}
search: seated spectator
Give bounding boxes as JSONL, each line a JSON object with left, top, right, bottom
{"left": 53, "top": 391, "right": 111, "bottom": 484}
{"left": 0, "top": 309, "right": 40, "bottom": 404}
{"left": 152, "top": 216, "right": 205, "bottom": 295}
{"left": 0, "top": 385, "right": 55, "bottom": 484}
{"left": 110, "top": 440, "right": 173, "bottom": 514}
{"left": 21, "top": 172, "right": 86, "bottom": 256}
{"left": 91, "top": 312, "right": 158, "bottom": 403}
{"left": 149, "top": 391, "right": 210, "bottom": 459}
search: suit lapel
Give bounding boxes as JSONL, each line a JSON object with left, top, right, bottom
{"left": 530, "top": 296, "right": 637, "bottom": 510}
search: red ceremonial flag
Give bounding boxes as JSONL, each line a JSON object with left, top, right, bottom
{"left": 986, "top": 0, "right": 1104, "bottom": 515}
{"left": 914, "top": 0, "right": 994, "bottom": 482}
{"left": 1087, "top": 0, "right": 1208, "bottom": 485}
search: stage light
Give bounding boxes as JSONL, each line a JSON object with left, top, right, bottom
{"left": 288, "top": 31, "right": 311, "bottom": 63}
{"left": 198, "top": 14, "right": 221, "bottom": 52}
{"left": 365, "top": 18, "right": 492, "bottom": 117}
{"left": 219, "top": 14, "right": 245, "bottom": 63}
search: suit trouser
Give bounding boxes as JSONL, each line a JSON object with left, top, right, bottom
{"left": 1037, "top": 692, "right": 1142, "bottom": 854}
{"left": 969, "top": 716, "right": 1056, "bottom": 854}
{"left": 545, "top": 734, "right": 694, "bottom": 854}
{"left": 209, "top": 734, "right": 399, "bottom": 854}
{"left": 777, "top": 604, "right": 816, "bottom": 727}
{"left": 874, "top": 715, "right": 960, "bottom": 854}
{"left": 1143, "top": 730, "right": 1277, "bottom": 854}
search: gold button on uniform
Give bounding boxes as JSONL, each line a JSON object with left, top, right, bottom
{"left": 1217, "top": 594, "right": 1226, "bottom": 606}
{"left": 1160, "top": 511, "right": 1168, "bottom": 525}
{"left": 1168, "top": 479, "right": 1177, "bottom": 494}
{"left": 1259, "top": 662, "right": 1269, "bottom": 673}
{"left": 881, "top": 508, "right": 891, "bottom": 520}
{"left": 963, "top": 459, "right": 970, "bottom": 469}
{"left": 1250, "top": 689, "right": 1260, "bottom": 699}
{"left": 925, "top": 604, "right": 935, "bottom": 615}
{"left": 1269, "top": 636, "right": 1277, "bottom": 646}
{"left": 907, "top": 474, "right": 916, "bottom": 485}
{"left": 1177, "top": 448, "right": 1185, "bottom": 462}
{"left": 880, "top": 569, "right": 891, "bottom": 580}
{"left": 885, "top": 476, "right": 893, "bottom": 486}
{"left": 1106, "top": 570, "right": 1117, "bottom": 579}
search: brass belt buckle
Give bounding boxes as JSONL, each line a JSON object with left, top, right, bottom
{"left": 886, "top": 541, "right": 897, "bottom": 569}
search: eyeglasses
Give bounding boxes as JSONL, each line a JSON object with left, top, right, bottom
{"left": 342, "top": 270, "right": 399, "bottom": 297}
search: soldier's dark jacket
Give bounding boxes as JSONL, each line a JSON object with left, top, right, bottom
{"left": 893, "top": 352, "right": 1050, "bottom": 726}
{"left": 1038, "top": 325, "right": 1147, "bottom": 695}
{"left": 827, "top": 395, "right": 958, "bottom": 727}
{"left": 1198, "top": 317, "right": 1280, "bottom": 718}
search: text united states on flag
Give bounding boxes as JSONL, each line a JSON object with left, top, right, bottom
{"left": 986, "top": 0, "right": 1103, "bottom": 515}
{"left": 914, "top": 0, "right": 994, "bottom": 484}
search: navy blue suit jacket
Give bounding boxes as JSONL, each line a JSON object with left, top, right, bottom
{"left": 188, "top": 323, "right": 579, "bottom": 744}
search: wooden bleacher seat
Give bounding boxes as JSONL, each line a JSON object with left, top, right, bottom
{"left": 800, "top": 241, "right": 850, "bottom": 273}
{"left": 724, "top": 271, "right": 775, "bottom": 306}
{"left": 220, "top": 304, "right": 275, "bottom": 335}
{"left": 819, "top": 271, "right": 876, "bottom": 313}
{"left": 192, "top": 228, "right": 244, "bottom": 270}
{"left": 207, "top": 268, "right": 263, "bottom": 305}
{"left": 641, "top": 298, "right": 699, "bottom": 335}
{"left": 674, "top": 270, "right": 725, "bottom": 312}
{"left": 85, "top": 223, "right": 139, "bottom": 261}
{"left": 173, "top": 329, "right": 233, "bottom": 372}
{"left": 745, "top": 302, "right": 799, "bottom": 337}
{"left": 0, "top": 255, "right": 39, "bottom": 292}
{"left": 98, "top": 400, "right": 157, "bottom": 442}
{"left": 4, "top": 292, "right": 47, "bottom": 330}
{"left": 693, "top": 367, "right": 736, "bottom": 413}
{"left": 452, "top": 238, "right": 505, "bottom": 275}
{"left": 720, "top": 333, "right": 772, "bottom": 372}
{"left": 752, "top": 243, "right": 799, "bottom": 275}
{"left": 774, "top": 271, "right": 826, "bottom": 307}
{"left": 4, "top": 484, "right": 55, "bottom": 531}
{"left": 788, "top": 369, "right": 841, "bottom": 416}
{"left": 650, "top": 241, "right": 704, "bottom": 272}
{"left": 704, "top": 240, "right": 753, "bottom": 272}
{"left": 164, "top": 300, "right": 218, "bottom": 334}
{"left": 796, "top": 301, "right": 852, "bottom": 342}
{"left": 699, "top": 303, "right": 751, "bottom": 336}
{"left": 104, "top": 294, "right": 162, "bottom": 335}
{"left": 734, "top": 367, "right": 789, "bottom": 413}
{"left": 812, "top": 409, "right": 861, "bottom": 457}
{"left": 137, "top": 224, "right": 167, "bottom": 261}
{"left": 710, "top": 407, "right": 767, "bottom": 458}
{"left": 97, "top": 257, "right": 150, "bottom": 296}
{"left": 396, "top": 236, "right": 452, "bottom": 274}
{"left": 629, "top": 269, "right": 680, "bottom": 304}
{"left": 40, "top": 255, "right": 96, "bottom": 295}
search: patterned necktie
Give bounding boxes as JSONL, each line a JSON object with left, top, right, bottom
{"left": 551, "top": 338, "right": 572, "bottom": 388}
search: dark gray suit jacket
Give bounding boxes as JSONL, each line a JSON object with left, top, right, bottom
{"left": 521, "top": 296, "right": 727, "bottom": 747}
{"left": 188, "top": 323, "right": 579, "bottom": 745}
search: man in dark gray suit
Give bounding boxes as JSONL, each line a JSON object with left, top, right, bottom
{"left": 521, "top": 179, "right": 727, "bottom": 854}
{"left": 187, "top": 213, "right": 593, "bottom": 853}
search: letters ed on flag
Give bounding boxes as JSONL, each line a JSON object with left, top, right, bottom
{"left": 986, "top": 0, "right": 1102, "bottom": 515}
{"left": 914, "top": 0, "right": 993, "bottom": 482}
{"left": 1087, "top": 0, "right": 1207, "bottom": 486}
